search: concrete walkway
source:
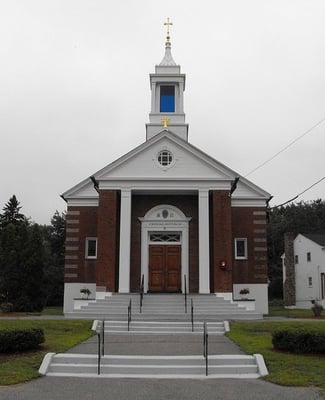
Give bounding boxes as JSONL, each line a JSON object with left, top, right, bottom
{"left": 0, "top": 331, "right": 323, "bottom": 399}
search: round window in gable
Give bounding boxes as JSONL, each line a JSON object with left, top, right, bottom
{"left": 157, "top": 150, "right": 173, "bottom": 167}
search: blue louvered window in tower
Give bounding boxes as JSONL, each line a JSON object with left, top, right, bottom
{"left": 160, "top": 85, "right": 175, "bottom": 112}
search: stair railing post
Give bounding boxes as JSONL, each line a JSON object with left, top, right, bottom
{"left": 128, "top": 298, "right": 132, "bottom": 332}
{"left": 191, "top": 298, "right": 194, "bottom": 332}
{"left": 184, "top": 274, "right": 187, "bottom": 314}
{"left": 97, "top": 333, "right": 101, "bottom": 375}
{"left": 140, "top": 274, "right": 144, "bottom": 313}
{"left": 101, "top": 320, "right": 105, "bottom": 356}
{"left": 203, "top": 321, "right": 208, "bottom": 376}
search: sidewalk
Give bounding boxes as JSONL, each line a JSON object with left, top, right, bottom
{"left": 66, "top": 332, "right": 245, "bottom": 356}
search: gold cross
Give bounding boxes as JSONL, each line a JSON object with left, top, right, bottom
{"left": 164, "top": 17, "right": 173, "bottom": 44}
{"left": 161, "top": 116, "right": 170, "bottom": 129}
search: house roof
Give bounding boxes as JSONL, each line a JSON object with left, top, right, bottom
{"left": 302, "top": 233, "right": 325, "bottom": 247}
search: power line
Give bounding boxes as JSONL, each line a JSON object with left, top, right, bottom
{"left": 270, "top": 176, "right": 325, "bottom": 209}
{"left": 245, "top": 117, "right": 325, "bottom": 177}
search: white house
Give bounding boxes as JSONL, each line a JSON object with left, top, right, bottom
{"left": 282, "top": 233, "right": 325, "bottom": 308}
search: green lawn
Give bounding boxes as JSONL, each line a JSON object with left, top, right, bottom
{"left": 228, "top": 321, "right": 325, "bottom": 390}
{"left": 268, "top": 304, "right": 323, "bottom": 319}
{"left": 0, "top": 320, "right": 94, "bottom": 385}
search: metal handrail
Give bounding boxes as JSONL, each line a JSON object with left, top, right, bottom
{"left": 184, "top": 274, "right": 187, "bottom": 313}
{"left": 97, "top": 320, "right": 105, "bottom": 374}
{"left": 127, "top": 298, "right": 132, "bottom": 331}
{"left": 203, "top": 321, "right": 208, "bottom": 376}
{"left": 101, "top": 320, "right": 105, "bottom": 356}
{"left": 97, "top": 333, "right": 101, "bottom": 375}
{"left": 191, "top": 298, "right": 194, "bottom": 332}
{"left": 140, "top": 274, "right": 144, "bottom": 313}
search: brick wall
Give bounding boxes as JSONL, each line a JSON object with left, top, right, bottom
{"left": 210, "top": 191, "right": 233, "bottom": 292}
{"left": 231, "top": 207, "right": 268, "bottom": 284}
{"left": 64, "top": 206, "right": 98, "bottom": 283}
{"left": 96, "top": 190, "right": 120, "bottom": 291}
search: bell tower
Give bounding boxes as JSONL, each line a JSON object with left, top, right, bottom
{"left": 146, "top": 18, "right": 189, "bottom": 141}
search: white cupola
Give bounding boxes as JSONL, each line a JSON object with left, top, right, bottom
{"left": 146, "top": 18, "right": 189, "bottom": 141}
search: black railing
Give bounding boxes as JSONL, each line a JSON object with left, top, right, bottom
{"left": 97, "top": 320, "right": 106, "bottom": 375}
{"left": 127, "top": 298, "right": 132, "bottom": 331}
{"left": 203, "top": 321, "right": 208, "bottom": 376}
{"left": 101, "top": 320, "right": 105, "bottom": 356}
{"left": 97, "top": 332, "right": 101, "bottom": 375}
{"left": 184, "top": 274, "right": 187, "bottom": 313}
{"left": 191, "top": 298, "right": 194, "bottom": 332}
{"left": 140, "top": 274, "right": 144, "bottom": 313}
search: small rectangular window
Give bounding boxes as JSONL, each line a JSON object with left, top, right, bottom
{"left": 295, "top": 255, "right": 299, "bottom": 264}
{"left": 86, "top": 238, "right": 97, "bottom": 259}
{"left": 160, "top": 85, "right": 175, "bottom": 112}
{"left": 307, "top": 252, "right": 311, "bottom": 262}
{"left": 235, "top": 238, "right": 248, "bottom": 259}
{"left": 308, "top": 277, "right": 313, "bottom": 287}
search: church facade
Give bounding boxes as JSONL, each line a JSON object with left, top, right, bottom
{"left": 62, "top": 28, "right": 271, "bottom": 314}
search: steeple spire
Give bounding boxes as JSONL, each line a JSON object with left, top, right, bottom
{"left": 159, "top": 17, "right": 176, "bottom": 67}
{"left": 146, "top": 18, "right": 188, "bottom": 141}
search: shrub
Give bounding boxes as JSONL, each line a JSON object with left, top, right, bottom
{"left": 272, "top": 328, "right": 325, "bottom": 354}
{"left": 0, "top": 329, "right": 45, "bottom": 353}
{"left": 0, "top": 302, "right": 14, "bottom": 313}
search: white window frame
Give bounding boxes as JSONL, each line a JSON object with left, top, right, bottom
{"left": 85, "top": 237, "right": 97, "bottom": 259}
{"left": 234, "top": 238, "right": 248, "bottom": 260}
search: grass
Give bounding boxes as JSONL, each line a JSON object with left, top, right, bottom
{"left": 0, "top": 320, "right": 94, "bottom": 385}
{"left": 228, "top": 321, "right": 325, "bottom": 389}
{"left": 268, "top": 304, "right": 323, "bottom": 319}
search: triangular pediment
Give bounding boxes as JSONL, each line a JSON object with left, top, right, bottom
{"left": 63, "top": 131, "right": 270, "bottom": 201}
{"left": 95, "top": 131, "right": 234, "bottom": 181}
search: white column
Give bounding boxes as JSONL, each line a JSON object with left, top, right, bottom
{"left": 199, "top": 189, "right": 210, "bottom": 293}
{"left": 118, "top": 189, "right": 132, "bottom": 293}
{"left": 151, "top": 82, "right": 156, "bottom": 113}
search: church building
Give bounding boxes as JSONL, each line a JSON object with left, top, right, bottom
{"left": 62, "top": 22, "right": 271, "bottom": 314}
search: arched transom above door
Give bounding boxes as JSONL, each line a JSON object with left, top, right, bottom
{"left": 142, "top": 204, "right": 189, "bottom": 222}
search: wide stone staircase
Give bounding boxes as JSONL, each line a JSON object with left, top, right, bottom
{"left": 65, "top": 293, "right": 263, "bottom": 321}
{"left": 41, "top": 353, "right": 267, "bottom": 379}
{"left": 40, "top": 293, "right": 268, "bottom": 379}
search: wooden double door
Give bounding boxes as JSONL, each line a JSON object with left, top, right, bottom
{"left": 149, "top": 245, "right": 181, "bottom": 292}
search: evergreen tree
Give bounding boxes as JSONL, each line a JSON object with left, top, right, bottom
{"left": 41, "top": 211, "right": 66, "bottom": 307}
{"left": 0, "top": 195, "right": 26, "bottom": 228}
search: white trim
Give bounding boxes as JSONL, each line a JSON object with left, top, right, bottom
{"left": 85, "top": 237, "right": 97, "bottom": 259}
{"left": 199, "top": 189, "right": 210, "bottom": 293}
{"left": 139, "top": 205, "right": 190, "bottom": 293}
{"left": 234, "top": 238, "right": 248, "bottom": 260}
{"left": 118, "top": 189, "right": 132, "bottom": 293}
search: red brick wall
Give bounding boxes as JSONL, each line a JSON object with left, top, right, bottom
{"left": 231, "top": 207, "right": 268, "bottom": 284}
{"left": 64, "top": 206, "right": 98, "bottom": 283}
{"left": 96, "top": 190, "right": 120, "bottom": 291}
{"left": 210, "top": 191, "right": 233, "bottom": 292}
{"left": 130, "top": 194, "right": 199, "bottom": 292}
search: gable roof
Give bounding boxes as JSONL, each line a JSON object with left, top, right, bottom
{"left": 62, "top": 129, "right": 271, "bottom": 201}
{"left": 302, "top": 233, "right": 325, "bottom": 247}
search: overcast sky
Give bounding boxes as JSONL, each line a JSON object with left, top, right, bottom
{"left": 1, "top": 0, "right": 324, "bottom": 224}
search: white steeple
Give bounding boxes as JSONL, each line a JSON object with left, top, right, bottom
{"left": 146, "top": 18, "right": 189, "bottom": 141}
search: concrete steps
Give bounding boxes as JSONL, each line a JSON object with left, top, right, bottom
{"left": 92, "top": 320, "right": 229, "bottom": 335}
{"left": 40, "top": 353, "right": 268, "bottom": 379}
{"left": 66, "top": 293, "right": 263, "bottom": 321}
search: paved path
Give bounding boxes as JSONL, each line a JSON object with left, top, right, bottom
{"left": 0, "top": 332, "right": 323, "bottom": 399}
{"left": 0, "top": 376, "right": 323, "bottom": 400}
